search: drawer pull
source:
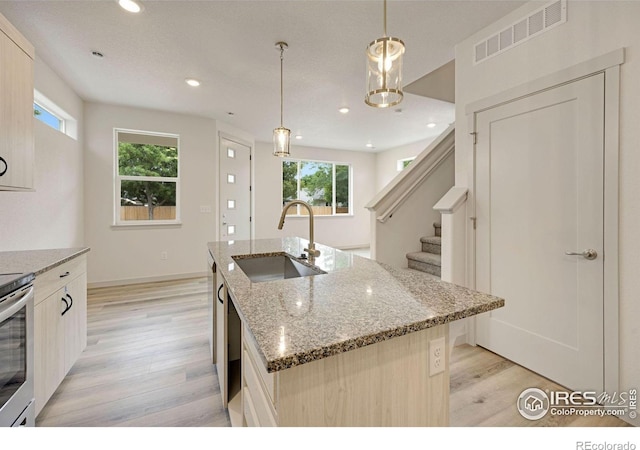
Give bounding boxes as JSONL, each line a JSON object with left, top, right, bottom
{"left": 59, "top": 271, "right": 70, "bottom": 278}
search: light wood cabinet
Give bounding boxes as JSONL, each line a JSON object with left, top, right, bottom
{"left": 239, "top": 318, "right": 449, "bottom": 427}
{"left": 34, "top": 256, "right": 87, "bottom": 416}
{"left": 0, "top": 12, "right": 34, "bottom": 191}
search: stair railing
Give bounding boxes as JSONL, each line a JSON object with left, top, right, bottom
{"left": 365, "top": 123, "right": 455, "bottom": 223}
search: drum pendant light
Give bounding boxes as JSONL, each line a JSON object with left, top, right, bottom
{"left": 365, "top": 0, "right": 405, "bottom": 108}
{"left": 273, "top": 42, "right": 291, "bottom": 157}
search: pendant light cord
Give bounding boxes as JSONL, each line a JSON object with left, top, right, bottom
{"left": 383, "top": 0, "right": 387, "bottom": 37}
{"left": 280, "top": 44, "right": 284, "bottom": 127}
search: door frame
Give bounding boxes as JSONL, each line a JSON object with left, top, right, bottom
{"left": 464, "top": 49, "right": 623, "bottom": 394}
{"left": 217, "top": 132, "right": 254, "bottom": 242}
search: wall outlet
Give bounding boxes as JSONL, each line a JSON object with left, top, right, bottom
{"left": 160, "top": 251, "right": 168, "bottom": 260}
{"left": 429, "top": 336, "right": 446, "bottom": 376}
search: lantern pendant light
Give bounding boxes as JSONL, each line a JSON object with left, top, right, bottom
{"left": 365, "top": 0, "right": 405, "bottom": 108}
{"left": 273, "top": 42, "right": 291, "bottom": 157}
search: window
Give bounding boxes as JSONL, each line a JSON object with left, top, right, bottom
{"left": 33, "top": 89, "right": 78, "bottom": 139}
{"left": 115, "top": 129, "right": 180, "bottom": 225}
{"left": 34, "top": 102, "right": 64, "bottom": 132}
{"left": 282, "top": 159, "right": 351, "bottom": 216}
{"left": 397, "top": 157, "right": 416, "bottom": 171}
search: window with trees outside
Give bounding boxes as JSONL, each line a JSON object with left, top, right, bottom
{"left": 115, "top": 130, "right": 180, "bottom": 225}
{"left": 282, "top": 159, "right": 351, "bottom": 216}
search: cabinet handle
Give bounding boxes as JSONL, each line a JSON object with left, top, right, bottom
{"left": 217, "top": 284, "right": 224, "bottom": 305}
{"left": 59, "top": 271, "right": 70, "bottom": 278}
{"left": 61, "top": 293, "right": 73, "bottom": 316}
{"left": 0, "top": 157, "right": 7, "bottom": 177}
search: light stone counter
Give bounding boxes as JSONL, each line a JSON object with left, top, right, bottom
{"left": 0, "top": 247, "right": 90, "bottom": 275}
{"left": 208, "top": 237, "right": 504, "bottom": 373}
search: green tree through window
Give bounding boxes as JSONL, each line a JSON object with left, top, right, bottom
{"left": 282, "top": 159, "right": 351, "bottom": 215}
{"left": 116, "top": 131, "right": 179, "bottom": 223}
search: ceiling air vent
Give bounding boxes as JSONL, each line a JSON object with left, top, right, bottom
{"left": 474, "top": 0, "right": 567, "bottom": 65}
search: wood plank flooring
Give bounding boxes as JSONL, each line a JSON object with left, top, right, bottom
{"left": 450, "top": 344, "right": 631, "bottom": 427}
{"left": 37, "top": 277, "right": 631, "bottom": 427}
{"left": 36, "top": 278, "right": 230, "bottom": 427}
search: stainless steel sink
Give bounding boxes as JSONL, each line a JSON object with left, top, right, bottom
{"left": 232, "top": 253, "right": 326, "bottom": 283}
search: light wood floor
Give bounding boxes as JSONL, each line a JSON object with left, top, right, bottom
{"left": 450, "top": 344, "right": 630, "bottom": 427}
{"left": 37, "top": 277, "right": 630, "bottom": 427}
{"left": 36, "top": 277, "right": 230, "bottom": 427}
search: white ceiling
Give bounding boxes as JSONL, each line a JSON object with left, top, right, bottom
{"left": 0, "top": 0, "right": 524, "bottom": 152}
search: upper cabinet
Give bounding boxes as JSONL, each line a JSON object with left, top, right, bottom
{"left": 0, "top": 12, "right": 34, "bottom": 191}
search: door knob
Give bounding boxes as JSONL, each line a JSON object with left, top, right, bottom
{"left": 565, "top": 249, "right": 598, "bottom": 260}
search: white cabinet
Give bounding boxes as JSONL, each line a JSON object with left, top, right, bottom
{"left": 242, "top": 328, "right": 277, "bottom": 427}
{"left": 0, "top": 12, "right": 34, "bottom": 191}
{"left": 33, "top": 255, "right": 87, "bottom": 416}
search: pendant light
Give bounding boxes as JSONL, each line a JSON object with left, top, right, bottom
{"left": 273, "top": 42, "right": 291, "bottom": 157}
{"left": 365, "top": 0, "right": 405, "bottom": 108}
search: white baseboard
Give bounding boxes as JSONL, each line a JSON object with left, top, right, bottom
{"left": 88, "top": 271, "right": 207, "bottom": 289}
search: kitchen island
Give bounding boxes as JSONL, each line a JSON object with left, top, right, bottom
{"left": 207, "top": 238, "right": 503, "bottom": 427}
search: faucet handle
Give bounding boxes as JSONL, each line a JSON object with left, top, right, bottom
{"left": 304, "top": 246, "right": 321, "bottom": 257}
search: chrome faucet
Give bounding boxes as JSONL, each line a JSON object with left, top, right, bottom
{"left": 278, "top": 200, "right": 321, "bottom": 257}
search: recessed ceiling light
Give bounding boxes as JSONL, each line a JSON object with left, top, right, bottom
{"left": 185, "top": 78, "right": 201, "bottom": 87}
{"left": 427, "top": 122, "right": 437, "bottom": 128}
{"left": 365, "top": 143, "right": 375, "bottom": 149}
{"left": 295, "top": 135, "right": 303, "bottom": 140}
{"left": 339, "top": 107, "right": 350, "bottom": 114}
{"left": 118, "top": 0, "right": 142, "bottom": 13}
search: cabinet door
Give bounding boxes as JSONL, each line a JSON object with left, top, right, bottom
{"left": 0, "top": 29, "right": 34, "bottom": 190}
{"left": 215, "top": 280, "right": 227, "bottom": 407}
{"left": 34, "top": 290, "right": 66, "bottom": 416}
{"left": 63, "top": 273, "right": 87, "bottom": 374}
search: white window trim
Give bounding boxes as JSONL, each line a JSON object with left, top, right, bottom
{"left": 282, "top": 157, "right": 353, "bottom": 217}
{"left": 33, "top": 89, "right": 78, "bottom": 140}
{"left": 113, "top": 128, "right": 181, "bottom": 227}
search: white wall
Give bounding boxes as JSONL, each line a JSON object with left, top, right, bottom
{"left": 83, "top": 103, "right": 216, "bottom": 285}
{"left": 455, "top": 0, "right": 640, "bottom": 426}
{"left": 253, "top": 142, "right": 376, "bottom": 249}
{"left": 374, "top": 138, "right": 435, "bottom": 192}
{"left": 0, "top": 58, "right": 84, "bottom": 251}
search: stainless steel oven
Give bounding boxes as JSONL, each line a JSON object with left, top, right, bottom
{"left": 0, "top": 273, "right": 35, "bottom": 427}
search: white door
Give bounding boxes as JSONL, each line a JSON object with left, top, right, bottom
{"left": 219, "top": 138, "right": 251, "bottom": 241}
{"left": 475, "top": 73, "right": 605, "bottom": 392}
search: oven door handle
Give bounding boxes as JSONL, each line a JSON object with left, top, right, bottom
{"left": 0, "top": 285, "right": 34, "bottom": 323}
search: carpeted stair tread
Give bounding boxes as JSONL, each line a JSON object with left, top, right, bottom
{"left": 406, "top": 251, "right": 441, "bottom": 266}
{"left": 420, "top": 236, "right": 441, "bottom": 245}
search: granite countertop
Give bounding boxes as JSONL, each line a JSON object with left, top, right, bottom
{"left": 0, "top": 247, "right": 90, "bottom": 276}
{"left": 208, "top": 238, "right": 504, "bottom": 373}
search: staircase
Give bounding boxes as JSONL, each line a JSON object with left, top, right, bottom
{"left": 406, "top": 223, "right": 441, "bottom": 278}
